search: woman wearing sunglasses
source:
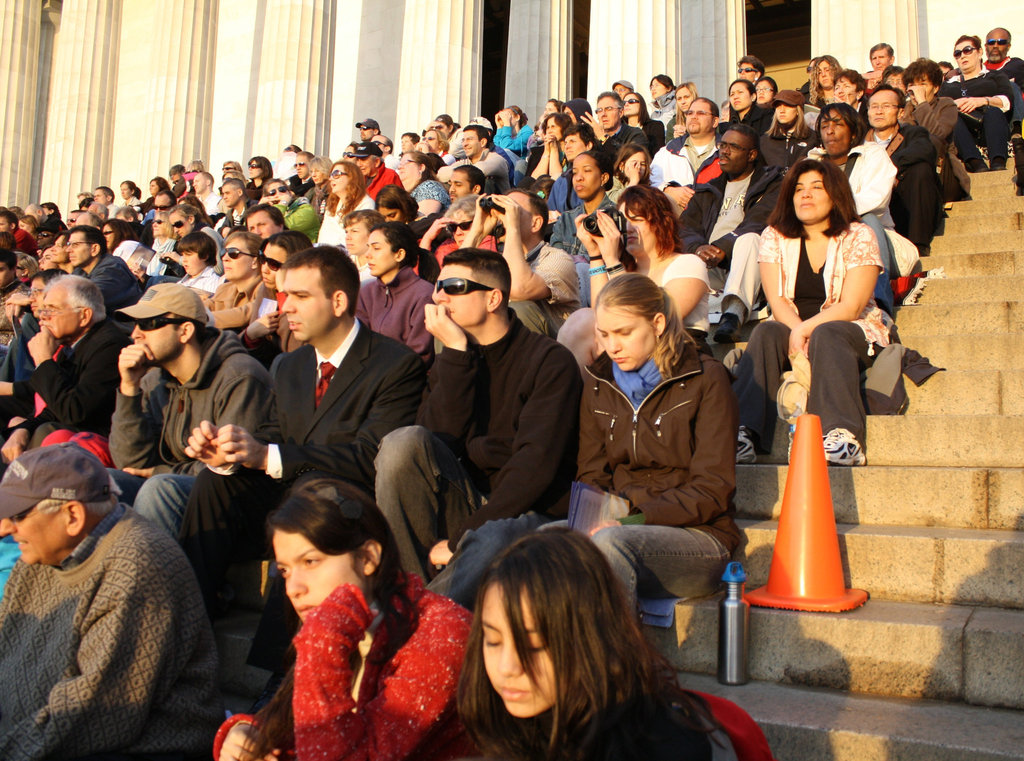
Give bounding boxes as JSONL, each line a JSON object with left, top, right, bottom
{"left": 317, "top": 159, "right": 373, "bottom": 247}
{"left": 420, "top": 194, "right": 498, "bottom": 269}
{"left": 243, "top": 230, "right": 311, "bottom": 365}
{"left": 245, "top": 155, "right": 274, "bottom": 201}
{"left": 938, "top": 35, "right": 1015, "bottom": 172}
{"left": 206, "top": 230, "right": 263, "bottom": 330}
{"left": 622, "top": 91, "right": 666, "bottom": 153}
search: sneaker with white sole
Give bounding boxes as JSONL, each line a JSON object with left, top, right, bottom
{"left": 736, "top": 427, "right": 757, "bottom": 464}
{"left": 822, "top": 427, "right": 866, "bottom": 466}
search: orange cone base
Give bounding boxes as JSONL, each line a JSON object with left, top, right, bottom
{"left": 745, "top": 585, "right": 868, "bottom": 612}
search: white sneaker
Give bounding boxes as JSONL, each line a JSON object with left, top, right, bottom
{"left": 822, "top": 428, "right": 866, "bottom": 466}
{"left": 736, "top": 427, "right": 757, "bottom": 464}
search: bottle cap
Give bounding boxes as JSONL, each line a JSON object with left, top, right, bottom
{"left": 722, "top": 561, "right": 747, "bottom": 583}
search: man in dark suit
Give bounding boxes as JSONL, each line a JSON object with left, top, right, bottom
{"left": 179, "top": 246, "right": 426, "bottom": 613}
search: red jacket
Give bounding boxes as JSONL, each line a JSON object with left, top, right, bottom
{"left": 366, "top": 167, "right": 402, "bottom": 200}
{"left": 213, "top": 574, "right": 475, "bottom": 761}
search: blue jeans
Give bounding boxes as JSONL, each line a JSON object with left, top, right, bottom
{"left": 108, "top": 469, "right": 195, "bottom": 538}
{"left": 859, "top": 213, "right": 896, "bottom": 317}
{"left": 590, "top": 524, "right": 730, "bottom": 606}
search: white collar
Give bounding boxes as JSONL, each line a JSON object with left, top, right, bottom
{"left": 315, "top": 318, "right": 361, "bottom": 369}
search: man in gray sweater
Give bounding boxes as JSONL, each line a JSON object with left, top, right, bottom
{"left": 0, "top": 443, "right": 223, "bottom": 761}
{"left": 109, "top": 283, "right": 273, "bottom": 536}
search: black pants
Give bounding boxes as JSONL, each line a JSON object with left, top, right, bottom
{"left": 733, "top": 321, "right": 875, "bottom": 450}
{"left": 891, "top": 161, "right": 943, "bottom": 248}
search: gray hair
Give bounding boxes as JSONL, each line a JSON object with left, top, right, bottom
{"left": 47, "top": 274, "right": 106, "bottom": 323}
{"left": 76, "top": 211, "right": 102, "bottom": 229}
{"left": 309, "top": 156, "right": 333, "bottom": 176}
{"left": 448, "top": 193, "right": 480, "bottom": 220}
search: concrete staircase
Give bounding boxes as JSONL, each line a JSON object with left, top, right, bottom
{"left": 657, "top": 170, "right": 1024, "bottom": 760}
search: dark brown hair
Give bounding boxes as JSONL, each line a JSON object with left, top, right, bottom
{"left": 280, "top": 245, "right": 360, "bottom": 316}
{"left": 767, "top": 158, "right": 860, "bottom": 238}
{"left": 902, "top": 58, "right": 944, "bottom": 88}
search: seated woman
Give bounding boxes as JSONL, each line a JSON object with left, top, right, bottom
{"left": 459, "top": 529, "right": 773, "bottom": 761}
{"left": 648, "top": 74, "right": 677, "bottom": 128}
{"left": 398, "top": 150, "right": 451, "bottom": 217}
{"left": 561, "top": 185, "right": 711, "bottom": 363}
{"left": 493, "top": 105, "right": 534, "bottom": 160}
{"left": 665, "top": 81, "right": 698, "bottom": 140}
{"left": 833, "top": 69, "right": 869, "bottom": 121}
{"left": 318, "top": 159, "right": 373, "bottom": 247}
{"left": 355, "top": 221, "right": 437, "bottom": 365}
{"left": 174, "top": 231, "right": 224, "bottom": 296}
{"left": 527, "top": 111, "right": 570, "bottom": 179}
{"left": 420, "top": 194, "right": 498, "bottom": 268}
{"left": 759, "top": 89, "right": 819, "bottom": 169}
{"left": 938, "top": 34, "right": 1015, "bottom": 172}
{"left": 607, "top": 143, "right": 653, "bottom": 203}
{"left": 306, "top": 155, "right": 333, "bottom": 219}
{"left": 719, "top": 79, "right": 772, "bottom": 136}
{"left": 245, "top": 155, "right": 274, "bottom": 201}
{"left": 214, "top": 478, "right": 475, "bottom": 761}
{"left": 807, "top": 55, "right": 842, "bottom": 108}
{"left": 243, "top": 230, "right": 310, "bottom": 365}
{"left": 755, "top": 75, "right": 779, "bottom": 107}
{"left": 733, "top": 158, "right": 890, "bottom": 467}
{"left": 422, "top": 128, "right": 456, "bottom": 166}
{"left": 622, "top": 91, "right": 666, "bottom": 153}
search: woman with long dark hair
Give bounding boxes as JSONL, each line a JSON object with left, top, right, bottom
{"left": 733, "top": 158, "right": 889, "bottom": 467}
{"left": 719, "top": 79, "right": 772, "bottom": 135}
{"left": 622, "top": 91, "right": 666, "bottom": 153}
{"left": 459, "top": 528, "right": 771, "bottom": 761}
{"left": 214, "top": 478, "right": 475, "bottom": 761}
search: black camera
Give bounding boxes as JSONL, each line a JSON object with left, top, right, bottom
{"left": 479, "top": 195, "right": 499, "bottom": 212}
{"left": 582, "top": 208, "right": 627, "bottom": 237}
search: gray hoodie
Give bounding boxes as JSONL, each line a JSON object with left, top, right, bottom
{"left": 110, "top": 329, "right": 274, "bottom": 475}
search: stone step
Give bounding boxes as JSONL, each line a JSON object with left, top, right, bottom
{"left": 224, "top": 559, "right": 273, "bottom": 612}
{"left": 930, "top": 231, "right": 1024, "bottom": 256}
{"left": 679, "top": 674, "right": 1024, "bottom": 761}
{"left": 213, "top": 611, "right": 271, "bottom": 699}
{"left": 911, "top": 275, "right": 1024, "bottom": 305}
{"left": 896, "top": 301, "right": 1024, "bottom": 335}
{"left": 737, "top": 519, "right": 1024, "bottom": 610}
{"left": 904, "top": 333, "right": 1024, "bottom": 370}
{"left": 735, "top": 464, "right": 1023, "bottom": 531}
{"left": 942, "top": 212, "right": 1023, "bottom": 236}
{"left": 966, "top": 170, "right": 1019, "bottom": 190}
{"left": 924, "top": 250, "right": 1023, "bottom": 278}
{"left": 656, "top": 599, "right": 1024, "bottom": 707}
{"left": 905, "top": 368, "right": 1024, "bottom": 416}
{"left": 970, "top": 180, "right": 1021, "bottom": 201}
{"left": 947, "top": 197, "right": 1024, "bottom": 217}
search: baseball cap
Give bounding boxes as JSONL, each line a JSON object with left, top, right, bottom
{"left": 0, "top": 443, "right": 113, "bottom": 520}
{"left": 356, "top": 118, "right": 380, "bottom": 130}
{"left": 613, "top": 79, "right": 635, "bottom": 91}
{"left": 348, "top": 141, "right": 383, "bottom": 158}
{"left": 467, "top": 116, "right": 494, "bottom": 131}
{"left": 772, "top": 90, "right": 805, "bottom": 108}
{"left": 116, "top": 283, "right": 209, "bottom": 324}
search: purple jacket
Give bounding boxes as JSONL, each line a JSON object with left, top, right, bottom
{"left": 356, "top": 267, "right": 435, "bottom": 366}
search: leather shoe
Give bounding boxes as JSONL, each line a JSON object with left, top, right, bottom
{"left": 990, "top": 157, "right": 1007, "bottom": 171}
{"left": 965, "top": 158, "right": 990, "bottom": 173}
{"left": 714, "top": 313, "right": 742, "bottom": 344}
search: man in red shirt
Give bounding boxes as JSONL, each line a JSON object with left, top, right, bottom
{"left": 349, "top": 142, "right": 401, "bottom": 200}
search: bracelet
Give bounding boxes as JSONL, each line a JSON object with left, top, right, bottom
{"left": 589, "top": 265, "right": 607, "bottom": 276}
{"left": 589, "top": 255, "right": 604, "bottom": 261}
{"left": 605, "top": 263, "right": 625, "bottom": 276}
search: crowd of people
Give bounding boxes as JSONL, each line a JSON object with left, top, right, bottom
{"left": 0, "top": 26, "right": 1022, "bottom": 761}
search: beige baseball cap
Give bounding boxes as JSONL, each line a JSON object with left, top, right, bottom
{"left": 116, "top": 283, "right": 209, "bottom": 324}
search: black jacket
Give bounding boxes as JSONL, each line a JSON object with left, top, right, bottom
{"left": 603, "top": 124, "right": 649, "bottom": 157}
{"left": 74, "top": 254, "right": 142, "bottom": 312}
{"left": 759, "top": 131, "right": 819, "bottom": 169}
{"left": 12, "top": 319, "right": 132, "bottom": 437}
{"left": 719, "top": 103, "right": 773, "bottom": 136}
{"left": 680, "top": 164, "right": 786, "bottom": 261}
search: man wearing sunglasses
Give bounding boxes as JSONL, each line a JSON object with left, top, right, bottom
{"left": 110, "top": 283, "right": 273, "bottom": 537}
{"left": 262, "top": 180, "right": 321, "bottom": 243}
{"left": 983, "top": 27, "right": 1024, "bottom": 90}
{"left": 288, "top": 150, "right": 317, "bottom": 197}
{"left": 375, "top": 249, "right": 582, "bottom": 607}
{"left": 0, "top": 444, "right": 224, "bottom": 760}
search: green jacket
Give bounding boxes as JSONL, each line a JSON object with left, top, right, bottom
{"left": 276, "top": 196, "right": 321, "bottom": 243}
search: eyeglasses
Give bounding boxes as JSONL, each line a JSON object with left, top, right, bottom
{"left": 868, "top": 103, "right": 899, "bottom": 111}
{"left": 224, "top": 247, "right": 254, "bottom": 260}
{"left": 134, "top": 315, "right": 190, "bottom": 331}
{"left": 435, "top": 277, "right": 494, "bottom": 295}
{"left": 717, "top": 139, "right": 752, "bottom": 153}
{"left": 102, "top": 229, "right": 114, "bottom": 235}
{"left": 446, "top": 220, "right": 473, "bottom": 233}
{"left": 7, "top": 504, "right": 38, "bottom": 524}
{"left": 595, "top": 106, "right": 621, "bottom": 114}
{"left": 623, "top": 98, "right": 640, "bottom": 105}
{"left": 737, "top": 67, "right": 758, "bottom": 74}
{"left": 953, "top": 45, "right": 977, "bottom": 58}
{"left": 171, "top": 220, "right": 187, "bottom": 229}
{"left": 330, "top": 169, "right": 347, "bottom": 178}
{"left": 257, "top": 253, "right": 284, "bottom": 271}
{"left": 66, "top": 240, "right": 91, "bottom": 248}
{"left": 987, "top": 38, "right": 1010, "bottom": 46}
{"left": 756, "top": 86, "right": 774, "bottom": 93}
{"left": 684, "top": 110, "right": 712, "bottom": 118}
{"left": 264, "top": 187, "right": 286, "bottom": 196}
{"left": 39, "top": 305, "right": 85, "bottom": 316}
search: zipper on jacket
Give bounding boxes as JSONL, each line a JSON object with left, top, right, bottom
{"left": 654, "top": 400, "right": 694, "bottom": 436}
{"left": 594, "top": 409, "right": 616, "bottom": 440}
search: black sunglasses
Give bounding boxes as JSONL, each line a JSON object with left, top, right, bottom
{"left": 248, "top": 162, "right": 260, "bottom": 168}
{"left": 135, "top": 315, "right": 190, "bottom": 331}
{"left": 224, "top": 247, "right": 253, "bottom": 260}
{"left": 953, "top": 45, "right": 977, "bottom": 58}
{"left": 154, "top": 204, "right": 172, "bottom": 211}
{"left": 8, "top": 504, "right": 37, "bottom": 523}
{"left": 171, "top": 220, "right": 186, "bottom": 228}
{"left": 257, "top": 253, "right": 285, "bottom": 271}
{"left": 435, "top": 277, "right": 494, "bottom": 295}
{"left": 987, "top": 38, "right": 1010, "bottom": 46}
{"left": 446, "top": 220, "right": 473, "bottom": 232}
{"left": 623, "top": 98, "right": 641, "bottom": 105}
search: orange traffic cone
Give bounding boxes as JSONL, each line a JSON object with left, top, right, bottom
{"left": 745, "top": 414, "right": 868, "bottom": 612}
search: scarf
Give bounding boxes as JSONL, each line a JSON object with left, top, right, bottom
{"left": 612, "top": 358, "right": 662, "bottom": 408}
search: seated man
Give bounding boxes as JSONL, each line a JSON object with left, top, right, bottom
{"left": 66, "top": 224, "right": 141, "bottom": 312}
{"left": 374, "top": 249, "right": 582, "bottom": 607}
{"left": 244, "top": 204, "right": 287, "bottom": 240}
{"left": 0, "top": 443, "right": 223, "bottom": 760}
{"left": 546, "top": 122, "right": 597, "bottom": 213}
{"left": 586, "top": 91, "right": 648, "bottom": 155}
{"left": 680, "top": 125, "right": 784, "bottom": 343}
{"left": 449, "top": 125, "right": 512, "bottom": 195}
{"left": 110, "top": 283, "right": 274, "bottom": 536}
{"left": 865, "top": 42, "right": 896, "bottom": 90}
{"left": 0, "top": 276, "right": 131, "bottom": 464}
{"left": 179, "top": 247, "right": 425, "bottom": 612}
{"left": 262, "top": 178, "right": 321, "bottom": 243}
{"left": 465, "top": 191, "right": 580, "bottom": 336}
{"left": 206, "top": 230, "right": 264, "bottom": 330}
{"left": 651, "top": 97, "right": 724, "bottom": 212}
{"left": 866, "top": 84, "right": 942, "bottom": 255}
{"left": 447, "top": 164, "right": 486, "bottom": 201}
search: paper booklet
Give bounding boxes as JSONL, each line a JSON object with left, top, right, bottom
{"left": 567, "top": 481, "right": 631, "bottom": 535}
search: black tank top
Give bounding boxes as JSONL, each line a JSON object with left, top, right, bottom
{"left": 793, "top": 238, "right": 827, "bottom": 321}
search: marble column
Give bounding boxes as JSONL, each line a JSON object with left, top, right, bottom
{"left": 40, "top": 0, "right": 123, "bottom": 214}
{"left": 504, "top": 0, "right": 571, "bottom": 127}
{"left": 395, "top": 0, "right": 483, "bottom": 132}
{"left": 251, "top": 0, "right": 337, "bottom": 158}
{"left": 0, "top": 0, "right": 43, "bottom": 206}
{"left": 588, "top": 0, "right": 744, "bottom": 107}
{"left": 138, "top": 0, "right": 219, "bottom": 180}
{"left": 812, "top": 0, "right": 920, "bottom": 71}
{"left": 30, "top": 1, "right": 63, "bottom": 204}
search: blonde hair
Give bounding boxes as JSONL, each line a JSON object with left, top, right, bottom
{"left": 595, "top": 273, "right": 693, "bottom": 377}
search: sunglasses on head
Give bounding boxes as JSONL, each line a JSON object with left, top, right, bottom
{"left": 257, "top": 253, "right": 284, "bottom": 271}
{"left": 224, "top": 247, "right": 253, "bottom": 260}
{"left": 435, "top": 277, "right": 494, "bottom": 295}
{"left": 135, "top": 315, "right": 190, "bottom": 331}
{"left": 953, "top": 45, "right": 977, "bottom": 57}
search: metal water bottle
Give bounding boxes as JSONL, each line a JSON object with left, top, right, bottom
{"left": 717, "top": 561, "right": 749, "bottom": 685}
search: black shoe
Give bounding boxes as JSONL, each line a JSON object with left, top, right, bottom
{"left": 965, "top": 158, "right": 990, "bottom": 173}
{"left": 990, "top": 157, "right": 1007, "bottom": 171}
{"left": 714, "top": 313, "right": 742, "bottom": 344}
